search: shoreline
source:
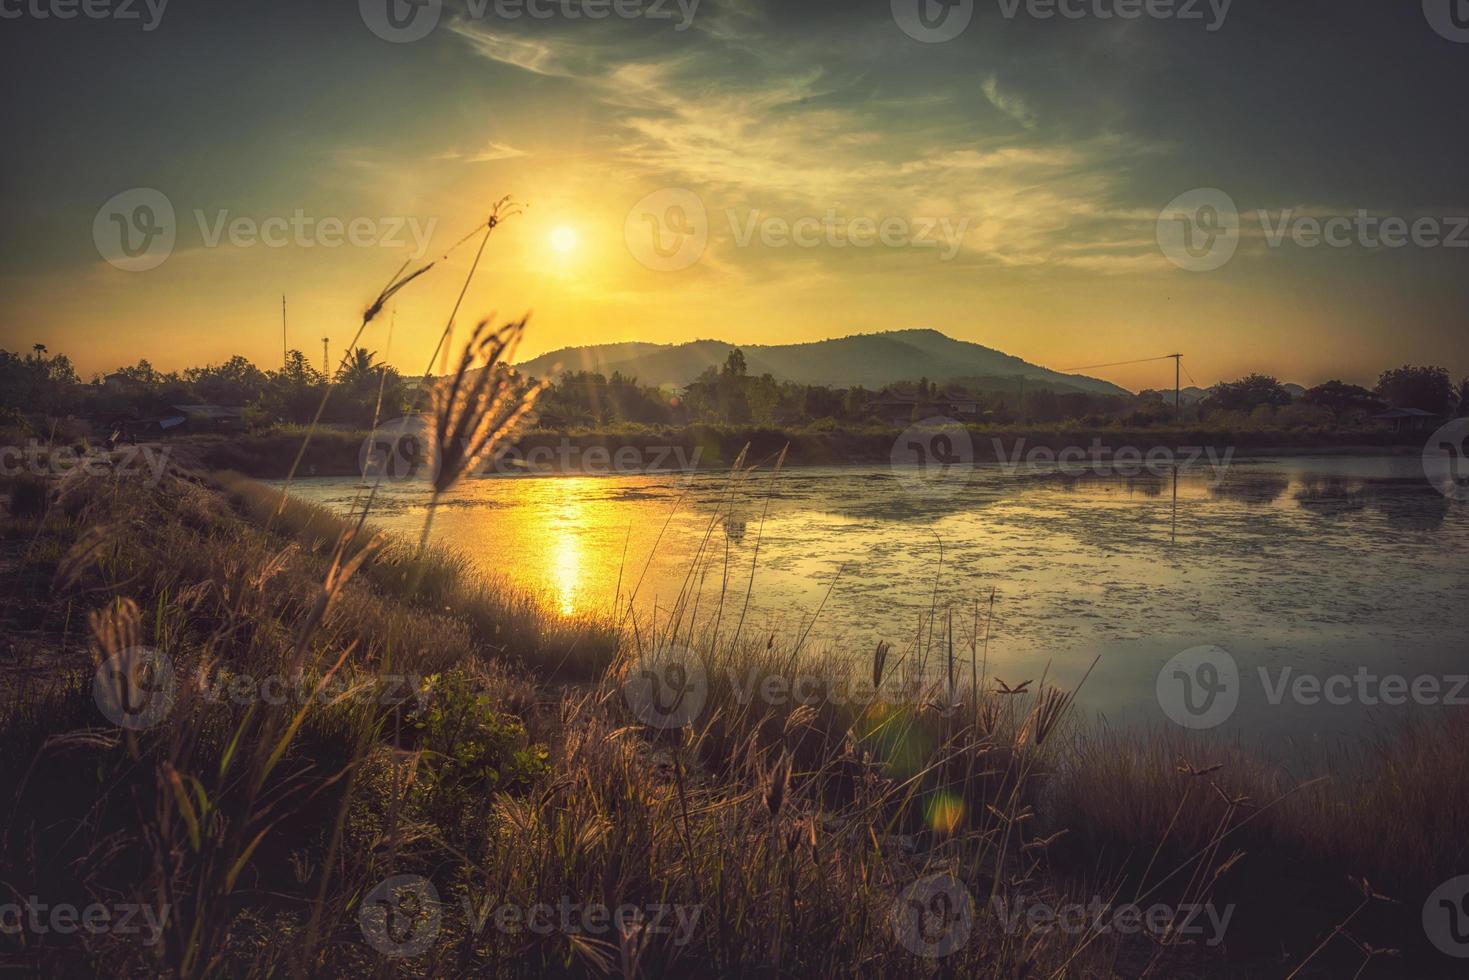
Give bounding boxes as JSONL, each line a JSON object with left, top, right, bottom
{"left": 193, "top": 425, "right": 1428, "bottom": 479}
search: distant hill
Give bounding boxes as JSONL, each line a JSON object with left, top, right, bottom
{"left": 1142, "top": 382, "right": 1309, "bottom": 407}
{"left": 1141, "top": 385, "right": 1211, "bottom": 407}
{"left": 516, "top": 329, "right": 1131, "bottom": 397}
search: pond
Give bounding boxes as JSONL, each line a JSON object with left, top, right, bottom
{"left": 281, "top": 454, "right": 1468, "bottom": 742}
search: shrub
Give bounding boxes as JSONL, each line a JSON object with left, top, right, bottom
{"left": 408, "top": 667, "right": 550, "bottom": 816}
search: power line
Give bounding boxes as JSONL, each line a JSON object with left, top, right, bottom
{"left": 1056, "top": 354, "right": 1179, "bottom": 373}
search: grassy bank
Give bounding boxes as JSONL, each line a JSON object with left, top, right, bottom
{"left": 196, "top": 422, "right": 1417, "bottom": 479}
{"left": 1, "top": 462, "right": 1464, "bottom": 977}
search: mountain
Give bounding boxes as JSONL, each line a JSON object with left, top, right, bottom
{"left": 1141, "top": 385, "right": 1211, "bottom": 407}
{"left": 516, "top": 329, "right": 1131, "bottom": 397}
{"left": 1142, "top": 383, "right": 1310, "bottom": 407}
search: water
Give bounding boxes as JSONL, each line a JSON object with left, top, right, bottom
{"left": 281, "top": 456, "right": 1468, "bottom": 742}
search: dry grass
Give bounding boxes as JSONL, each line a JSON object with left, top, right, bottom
{"left": 1, "top": 225, "right": 1458, "bottom": 978}
{"left": 2, "top": 462, "right": 1462, "bottom": 977}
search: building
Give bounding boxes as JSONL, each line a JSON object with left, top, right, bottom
{"left": 1372, "top": 407, "right": 1439, "bottom": 434}
{"left": 871, "top": 384, "right": 980, "bottom": 424}
{"left": 169, "top": 404, "right": 245, "bottom": 433}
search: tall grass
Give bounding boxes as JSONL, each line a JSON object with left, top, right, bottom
{"left": 1, "top": 213, "right": 1460, "bottom": 978}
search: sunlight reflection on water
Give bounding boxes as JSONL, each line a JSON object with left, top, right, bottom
{"left": 282, "top": 456, "right": 1468, "bottom": 739}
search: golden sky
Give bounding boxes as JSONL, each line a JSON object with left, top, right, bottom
{"left": 3, "top": 1, "right": 1465, "bottom": 392}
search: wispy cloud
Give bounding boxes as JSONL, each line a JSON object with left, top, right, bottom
{"left": 438, "top": 140, "right": 528, "bottom": 163}
{"left": 445, "top": 13, "right": 1171, "bottom": 277}
{"left": 982, "top": 76, "right": 1037, "bottom": 130}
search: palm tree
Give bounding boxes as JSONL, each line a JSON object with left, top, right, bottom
{"left": 336, "top": 347, "right": 380, "bottom": 386}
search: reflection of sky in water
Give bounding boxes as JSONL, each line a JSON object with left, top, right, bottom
{"left": 282, "top": 456, "right": 1468, "bottom": 741}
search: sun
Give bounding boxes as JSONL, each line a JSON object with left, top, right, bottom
{"left": 550, "top": 225, "right": 579, "bottom": 255}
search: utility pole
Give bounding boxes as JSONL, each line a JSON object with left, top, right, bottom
{"left": 281, "top": 295, "right": 287, "bottom": 368}
{"left": 322, "top": 337, "right": 330, "bottom": 378}
{"left": 1169, "top": 354, "right": 1183, "bottom": 416}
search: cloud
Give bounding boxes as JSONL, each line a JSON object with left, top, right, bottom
{"left": 437, "top": 140, "right": 528, "bottom": 163}
{"left": 445, "top": 10, "right": 1170, "bottom": 277}
{"left": 981, "top": 76, "right": 1037, "bottom": 130}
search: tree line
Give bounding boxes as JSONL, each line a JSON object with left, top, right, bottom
{"left": 3, "top": 344, "right": 1466, "bottom": 436}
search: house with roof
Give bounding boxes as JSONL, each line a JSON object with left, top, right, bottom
{"left": 871, "top": 384, "right": 981, "bottom": 424}
{"left": 169, "top": 404, "right": 245, "bottom": 433}
{"left": 1372, "top": 407, "right": 1439, "bottom": 434}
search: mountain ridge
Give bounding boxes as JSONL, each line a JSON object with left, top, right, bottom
{"left": 516, "top": 329, "right": 1132, "bottom": 397}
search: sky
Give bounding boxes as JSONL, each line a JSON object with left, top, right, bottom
{"left": 1, "top": 0, "right": 1466, "bottom": 392}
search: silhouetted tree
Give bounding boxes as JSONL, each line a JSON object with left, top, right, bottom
{"left": 1206, "top": 374, "right": 1292, "bottom": 412}
{"left": 1375, "top": 365, "right": 1454, "bottom": 414}
{"left": 1303, "top": 380, "right": 1383, "bottom": 416}
{"left": 722, "top": 348, "right": 747, "bottom": 378}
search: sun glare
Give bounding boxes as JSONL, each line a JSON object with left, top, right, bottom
{"left": 550, "top": 225, "right": 579, "bottom": 255}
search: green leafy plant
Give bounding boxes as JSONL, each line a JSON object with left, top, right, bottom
{"left": 409, "top": 668, "right": 549, "bottom": 814}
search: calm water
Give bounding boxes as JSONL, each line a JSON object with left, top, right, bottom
{"left": 282, "top": 456, "right": 1468, "bottom": 741}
